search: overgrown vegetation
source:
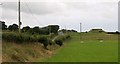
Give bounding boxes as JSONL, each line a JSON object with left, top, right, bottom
{"left": 1, "top": 19, "right": 119, "bottom": 62}
{"left": 2, "top": 42, "right": 59, "bottom": 62}
{"left": 54, "top": 34, "right": 71, "bottom": 46}
{"left": 2, "top": 32, "right": 71, "bottom": 50}
{"left": 1, "top": 21, "right": 72, "bottom": 51}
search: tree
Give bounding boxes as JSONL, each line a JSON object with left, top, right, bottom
{"left": 8, "top": 25, "right": 12, "bottom": 31}
{"left": 0, "top": 21, "right": 7, "bottom": 30}
{"left": 8, "top": 24, "right": 18, "bottom": 31}
{"left": 12, "top": 24, "right": 18, "bottom": 31}
{"left": 41, "top": 25, "right": 59, "bottom": 35}
{"left": 59, "top": 29, "right": 77, "bottom": 33}
{"left": 22, "top": 26, "right": 30, "bottom": 32}
{"left": 48, "top": 25, "right": 59, "bottom": 34}
{"left": 32, "top": 26, "right": 40, "bottom": 34}
{"left": 59, "top": 29, "right": 66, "bottom": 33}
{"left": 116, "top": 31, "right": 120, "bottom": 34}
{"left": 25, "top": 25, "right": 59, "bottom": 35}
{"left": 71, "top": 30, "right": 77, "bottom": 32}
{"left": 39, "top": 29, "right": 49, "bottom": 35}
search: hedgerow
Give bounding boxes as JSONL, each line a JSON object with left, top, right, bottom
{"left": 2, "top": 32, "right": 19, "bottom": 43}
{"left": 2, "top": 32, "right": 71, "bottom": 49}
{"left": 2, "top": 32, "right": 31, "bottom": 43}
{"left": 2, "top": 32, "right": 50, "bottom": 49}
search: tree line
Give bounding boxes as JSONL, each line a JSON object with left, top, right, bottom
{"left": 0, "top": 21, "right": 59, "bottom": 35}
{"left": 0, "top": 21, "right": 78, "bottom": 34}
{"left": 1, "top": 21, "right": 72, "bottom": 49}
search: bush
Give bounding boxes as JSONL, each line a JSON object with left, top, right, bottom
{"left": 15, "top": 34, "right": 23, "bottom": 43}
{"left": 2, "top": 32, "right": 32, "bottom": 43}
{"left": 54, "top": 39, "right": 63, "bottom": 46}
{"left": 54, "top": 34, "right": 71, "bottom": 46}
{"left": 3, "top": 32, "right": 69, "bottom": 49}
{"left": 2, "top": 32, "right": 18, "bottom": 42}
{"left": 49, "top": 33, "right": 55, "bottom": 38}
{"left": 64, "top": 34, "right": 71, "bottom": 39}
{"left": 48, "top": 38, "right": 53, "bottom": 45}
{"left": 29, "top": 35, "right": 38, "bottom": 42}
{"left": 37, "top": 35, "right": 47, "bottom": 43}
{"left": 21, "top": 34, "right": 30, "bottom": 42}
{"left": 37, "top": 35, "right": 49, "bottom": 49}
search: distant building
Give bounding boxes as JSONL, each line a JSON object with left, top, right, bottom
{"left": 89, "top": 29, "right": 105, "bottom": 33}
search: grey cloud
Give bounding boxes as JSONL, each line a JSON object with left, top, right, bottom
{"left": 1, "top": 1, "right": 118, "bottom": 32}
{"left": 2, "top": 2, "right": 66, "bottom": 15}
{"left": 2, "top": 8, "right": 17, "bottom": 19}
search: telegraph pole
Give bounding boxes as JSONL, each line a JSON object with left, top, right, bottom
{"left": 18, "top": 0, "right": 21, "bottom": 33}
{"left": 80, "top": 22, "right": 83, "bottom": 43}
{"left": 80, "top": 23, "right": 82, "bottom": 33}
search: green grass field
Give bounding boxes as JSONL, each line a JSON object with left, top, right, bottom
{"left": 43, "top": 32, "right": 118, "bottom": 62}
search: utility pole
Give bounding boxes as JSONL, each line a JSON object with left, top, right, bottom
{"left": 80, "top": 23, "right": 82, "bottom": 33}
{"left": 80, "top": 22, "right": 83, "bottom": 42}
{"left": 18, "top": 0, "right": 21, "bottom": 33}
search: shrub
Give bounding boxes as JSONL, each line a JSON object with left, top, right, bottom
{"left": 21, "top": 34, "right": 30, "bottom": 42}
{"left": 2, "top": 32, "right": 50, "bottom": 50}
{"left": 37, "top": 35, "right": 47, "bottom": 43}
{"left": 54, "top": 34, "right": 71, "bottom": 46}
{"left": 49, "top": 33, "right": 56, "bottom": 38}
{"left": 54, "top": 39, "right": 63, "bottom": 46}
{"left": 48, "top": 38, "right": 53, "bottom": 45}
{"left": 2, "top": 32, "right": 17, "bottom": 42}
{"left": 2, "top": 32, "right": 31, "bottom": 43}
{"left": 37, "top": 35, "right": 49, "bottom": 49}
{"left": 64, "top": 34, "right": 71, "bottom": 39}
{"left": 29, "top": 35, "right": 38, "bottom": 42}
{"left": 15, "top": 34, "right": 23, "bottom": 43}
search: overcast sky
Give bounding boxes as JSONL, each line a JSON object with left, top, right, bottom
{"left": 0, "top": 0, "right": 119, "bottom": 32}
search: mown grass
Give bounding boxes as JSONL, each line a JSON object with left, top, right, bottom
{"left": 44, "top": 32, "right": 118, "bottom": 62}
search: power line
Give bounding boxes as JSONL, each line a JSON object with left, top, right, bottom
{"left": 80, "top": 23, "right": 82, "bottom": 33}
{"left": 23, "top": 2, "right": 43, "bottom": 26}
